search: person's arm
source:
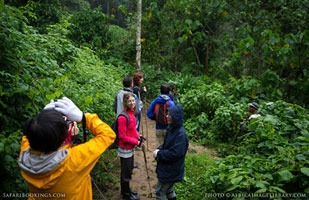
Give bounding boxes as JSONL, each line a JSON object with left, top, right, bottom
{"left": 53, "top": 97, "right": 116, "bottom": 172}
{"left": 156, "top": 131, "right": 187, "bottom": 162}
{"left": 67, "top": 113, "right": 116, "bottom": 172}
{"left": 168, "top": 99, "right": 175, "bottom": 107}
{"left": 147, "top": 100, "right": 156, "bottom": 120}
{"left": 82, "top": 113, "right": 116, "bottom": 145}
{"left": 116, "top": 91, "right": 124, "bottom": 115}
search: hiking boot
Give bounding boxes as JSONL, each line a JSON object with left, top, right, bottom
{"left": 130, "top": 189, "right": 138, "bottom": 196}
{"left": 122, "top": 192, "right": 140, "bottom": 200}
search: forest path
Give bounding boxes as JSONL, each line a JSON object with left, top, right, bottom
{"left": 130, "top": 115, "right": 217, "bottom": 200}
{"left": 96, "top": 110, "right": 217, "bottom": 200}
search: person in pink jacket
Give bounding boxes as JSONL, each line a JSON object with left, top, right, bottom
{"left": 117, "top": 92, "right": 142, "bottom": 200}
{"left": 18, "top": 97, "right": 116, "bottom": 200}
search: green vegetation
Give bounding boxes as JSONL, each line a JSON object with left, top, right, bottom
{"left": 1, "top": 0, "right": 308, "bottom": 199}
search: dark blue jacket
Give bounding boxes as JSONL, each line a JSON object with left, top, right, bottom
{"left": 156, "top": 105, "right": 189, "bottom": 183}
{"left": 147, "top": 94, "right": 175, "bottom": 129}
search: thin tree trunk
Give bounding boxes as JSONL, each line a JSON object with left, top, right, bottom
{"left": 205, "top": 36, "right": 209, "bottom": 74}
{"left": 191, "top": 42, "right": 201, "bottom": 66}
{"left": 136, "top": 0, "right": 142, "bottom": 72}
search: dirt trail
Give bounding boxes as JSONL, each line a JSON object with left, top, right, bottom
{"left": 97, "top": 111, "right": 217, "bottom": 200}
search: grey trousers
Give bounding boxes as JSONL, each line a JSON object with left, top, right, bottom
{"left": 155, "top": 181, "right": 176, "bottom": 200}
{"left": 155, "top": 129, "right": 166, "bottom": 147}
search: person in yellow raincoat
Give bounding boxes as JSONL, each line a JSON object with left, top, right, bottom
{"left": 18, "top": 97, "right": 116, "bottom": 200}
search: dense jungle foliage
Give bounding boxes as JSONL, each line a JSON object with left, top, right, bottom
{"left": 1, "top": 0, "right": 308, "bottom": 199}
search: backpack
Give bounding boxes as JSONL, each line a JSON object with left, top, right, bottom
{"left": 154, "top": 101, "right": 169, "bottom": 126}
{"left": 109, "top": 112, "right": 130, "bottom": 149}
{"left": 114, "top": 90, "right": 140, "bottom": 115}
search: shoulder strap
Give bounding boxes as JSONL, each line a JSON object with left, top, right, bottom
{"left": 165, "top": 100, "right": 170, "bottom": 107}
{"left": 118, "top": 112, "right": 130, "bottom": 127}
{"left": 133, "top": 86, "right": 141, "bottom": 100}
{"left": 163, "top": 101, "right": 169, "bottom": 115}
{"left": 154, "top": 103, "right": 160, "bottom": 121}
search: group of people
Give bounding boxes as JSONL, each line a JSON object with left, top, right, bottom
{"left": 114, "top": 72, "right": 188, "bottom": 200}
{"left": 18, "top": 70, "right": 260, "bottom": 200}
{"left": 18, "top": 72, "right": 188, "bottom": 200}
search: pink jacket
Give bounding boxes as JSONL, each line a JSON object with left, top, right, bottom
{"left": 118, "top": 109, "right": 140, "bottom": 149}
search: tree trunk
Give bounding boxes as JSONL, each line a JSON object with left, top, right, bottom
{"left": 136, "top": 0, "right": 142, "bottom": 72}
{"left": 205, "top": 35, "right": 209, "bottom": 74}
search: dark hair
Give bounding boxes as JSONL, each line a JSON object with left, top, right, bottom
{"left": 23, "top": 110, "right": 67, "bottom": 153}
{"left": 160, "top": 84, "right": 170, "bottom": 95}
{"left": 133, "top": 73, "right": 143, "bottom": 87}
{"left": 249, "top": 102, "right": 259, "bottom": 110}
{"left": 123, "top": 76, "right": 133, "bottom": 88}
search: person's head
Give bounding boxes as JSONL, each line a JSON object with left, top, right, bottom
{"left": 248, "top": 102, "right": 259, "bottom": 114}
{"left": 123, "top": 76, "right": 133, "bottom": 88}
{"left": 23, "top": 109, "right": 67, "bottom": 153}
{"left": 167, "top": 105, "right": 184, "bottom": 126}
{"left": 133, "top": 72, "right": 144, "bottom": 87}
{"left": 123, "top": 92, "right": 136, "bottom": 111}
{"left": 160, "top": 84, "right": 171, "bottom": 95}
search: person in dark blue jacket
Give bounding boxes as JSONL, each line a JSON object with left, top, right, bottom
{"left": 147, "top": 84, "right": 175, "bottom": 147}
{"left": 153, "top": 105, "right": 189, "bottom": 200}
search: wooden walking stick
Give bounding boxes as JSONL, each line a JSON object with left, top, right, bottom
{"left": 141, "top": 140, "right": 152, "bottom": 197}
{"left": 144, "top": 102, "right": 149, "bottom": 150}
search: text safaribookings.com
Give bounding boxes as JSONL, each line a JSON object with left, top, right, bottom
{"left": 3, "top": 193, "right": 66, "bottom": 198}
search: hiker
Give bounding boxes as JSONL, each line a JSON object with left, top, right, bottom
{"left": 240, "top": 102, "right": 261, "bottom": 132}
{"left": 18, "top": 97, "right": 116, "bottom": 200}
{"left": 114, "top": 76, "right": 140, "bottom": 169}
{"left": 153, "top": 105, "right": 189, "bottom": 200}
{"left": 118, "top": 92, "right": 142, "bottom": 200}
{"left": 115, "top": 76, "right": 140, "bottom": 117}
{"left": 133, "top": 72, "right": 147, "bottom": 131}
{"left": 169, "top": 83, "right": 178, "bottom": 105}
{"left": 147, "top": 83, "right": 175, "bottom": 147}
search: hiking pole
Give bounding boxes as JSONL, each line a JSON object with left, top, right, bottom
{"left": 141, "top": 107, "right": 144, "bottom": 137}
{"left": 91, "top": 177, "right": 108, "bottom": 200}
{"left": 139, "top": 137, "right": 152, "bottom": 197}
{"left": 144, "top": 102, "right": 149, "bottom": 150}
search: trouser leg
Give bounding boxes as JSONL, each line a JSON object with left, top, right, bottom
{"left": 121, "top": 181, "right": 130, "bottom": 195}
{"left": 120, "top": 157, "right": 133, "bottom": 194}
{"left": 121, "top": 181, "right": 140, "bottom": 200}
{"left": 155, "top": 129, "right": 166, "bottom": 147}
{"left": 155, "top": 181, "right": 176, "bottom": 200}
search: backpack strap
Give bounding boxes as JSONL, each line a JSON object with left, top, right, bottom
{"left": 118, "top": 111, "right": 130, "bottom": 127}
{"left": 154, "top": 103, "right": 160, "bottom": 122}
{"left": 163, "top": 101, "right": 169, "bottom": 123}
{"left": 154, "top": 101, "right": 169, "bottom": 124}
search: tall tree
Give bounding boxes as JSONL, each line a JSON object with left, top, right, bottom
{"left": 136, "top": 0, "right": 142, "bottom": 71}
